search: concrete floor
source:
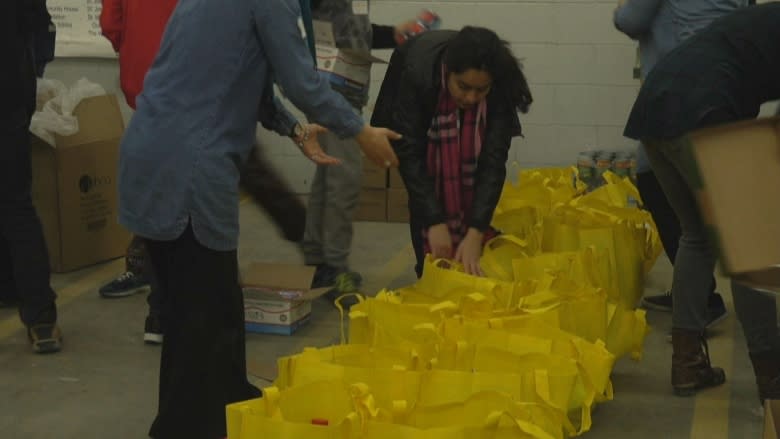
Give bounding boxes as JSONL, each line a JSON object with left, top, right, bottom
{"left": 0, "top": 204, "right": 766, "bottom": 438}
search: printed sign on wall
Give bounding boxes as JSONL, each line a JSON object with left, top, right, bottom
{"left": 48, "top": 0, "right": 116, "bottom": 58}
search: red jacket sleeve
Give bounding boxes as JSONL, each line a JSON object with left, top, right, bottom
{"left": 100, "top": 0, "right": 124, "bottom": 52}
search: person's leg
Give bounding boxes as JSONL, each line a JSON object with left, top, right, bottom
{"left": 319, "top": 131, "right": 362, "bottom": 271}
{"left": 637, "top": 170, "right": 681, "bottom": 265}
{"left": 146, "top": 224, "right": 259, "bottom": 439}
{"left": 645, "top": 138, "right": 724, "bottom": 395}
{"left": 732, "top": 280, "right": 780, "bottom": 402}
{"left": 637, "top": 169, "right": 726, "bottom": 323}
{"left": 304, "top": 128, "right": 363, "bottom": 290}
{"left": 144, "top": 239, "right": 164, "bottom": 345}
{"left": 302, "top": 148, "right": 328, "bottom": 270}
{"left": 0, "top": 121, "right": 60, "bottom": 353}
{"left": 99, "top": 234, "right": 151, "bottom": 298}
{"left": 239, "top": 147, "right": 306, "bottom": 242}
{"left": 0, "top": 236, "right": 18, "bottom": 306}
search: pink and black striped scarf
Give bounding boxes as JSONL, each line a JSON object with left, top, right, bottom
{"left": 422, "top": 66, "right": 496, "bottom": 255}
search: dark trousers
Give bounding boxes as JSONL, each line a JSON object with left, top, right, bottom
{"left": 124, "top": 235, "right": 163, "bottom": 318}
{"left": 636, "top": 170, "right": 716, "bottom": 295}
{"left": 145, "top": 224, "right": 259, "bottom": 439}
{"left": 0, "top": 121, "right": 57, "bottom": 325}
{"left": 239, "top": 147, "right": 306, "bottom": 243}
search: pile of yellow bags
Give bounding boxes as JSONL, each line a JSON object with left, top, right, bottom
{"left": 227, "top": 168, "right": 662, "bottom": 439}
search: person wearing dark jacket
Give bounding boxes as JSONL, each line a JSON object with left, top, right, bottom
{"left": 623, "top": 3, "right": 780, "bottom": 401}
{"left": 0, "top": 0, "right": 62, "bottom": 353}
{"left": 372, "top": 26, "right": 532, "bottom": 277}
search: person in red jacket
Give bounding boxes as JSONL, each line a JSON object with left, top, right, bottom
{"left": 100, "top": 0, "right": 177, "bottom": 109}
{"left": 99, "top": 0, "right": 318, "bottom": 344}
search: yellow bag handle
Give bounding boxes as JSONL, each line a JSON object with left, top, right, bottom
{"left": 484, "top": 410, "right": 558, "bottom": 439}
{"left": 262, "top": 386, "right": 282, "bottom": 419}
{"left": 335, "top": 293, "right": 366, "bottom": 344}
{"left": 482, "top": 235, "right": 529, "bottom": 280}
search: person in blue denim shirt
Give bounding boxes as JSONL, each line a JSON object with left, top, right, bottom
{"left": 117, "top": 0, "right": 400, "bottom": 437}
{"left": 613, "top": 0, "right": 745, "bottom": 325}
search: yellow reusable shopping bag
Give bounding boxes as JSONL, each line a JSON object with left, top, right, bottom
{"left": 226, "top": 382, "right": 362, "bottom": 439}
{"left": 481, "top": 235, "right": 532, "bottom": 282}
{"left": 276, "top": 343, "right": 594, "bottom": 434}
{"left": 408, "top": 256, "right": 525, "bottom": 311}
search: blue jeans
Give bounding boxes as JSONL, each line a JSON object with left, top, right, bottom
{"left": 645, "top": 136, "right": 777, "bottom": 354}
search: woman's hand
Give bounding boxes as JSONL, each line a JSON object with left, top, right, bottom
{"left": 455, "top": 228, "right": 485, "bottom": 276}
{"left": 427, "top": 223, "right": 453, "bottom": 259}
{"left": 296, "top": 124, "right": 341, "bottom": 165}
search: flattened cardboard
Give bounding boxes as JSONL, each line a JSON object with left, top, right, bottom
{"left": 241, "top": 263, "right": 330, "bottom": 301}
{"left": 689, "top": 116, "right": 780, "bottom": 291}
{"left": 313, "top": 20, "right": 386, "bottom": 89}
{"left": 31, "top": 94, "right": 130, "bottom": 272}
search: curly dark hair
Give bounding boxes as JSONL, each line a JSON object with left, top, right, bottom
{"left": 442, "top": 26, "right": 533, "bottom": 113}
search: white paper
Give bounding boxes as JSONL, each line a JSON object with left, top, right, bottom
{"left": 352, "top": 0, "right": 368, "bottom": 15}
{"left": 47, "top": 0, "right": 116, "bottom": 58}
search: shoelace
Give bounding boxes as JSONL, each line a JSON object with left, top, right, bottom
{"left": 700, "top": 335, "right": 713, "bottom": 367}
{"left": 116, "top": 271, "right": 136, "bottom": 283}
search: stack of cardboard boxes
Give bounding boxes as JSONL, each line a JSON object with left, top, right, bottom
{"left": 354, "top": 157, "right": 409, "bottom": 223}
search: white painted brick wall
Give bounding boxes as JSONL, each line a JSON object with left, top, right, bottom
{"left": 44, "top": 1, "right": 667, "bottom": 194}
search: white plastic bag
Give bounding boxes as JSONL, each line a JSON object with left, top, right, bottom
{"left": 30, "top": 78, "right": 106, "bottom": 146}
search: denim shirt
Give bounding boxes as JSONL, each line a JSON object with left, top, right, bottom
{"left": 118, "top": 0, "right": 364, "bottom": 251}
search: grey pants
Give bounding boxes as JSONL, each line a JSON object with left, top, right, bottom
{"left": 645, "top": 137, "right": 778, "bottom": 354}
{"left": 302, "top": 130, "right": 362, "bottom": 269}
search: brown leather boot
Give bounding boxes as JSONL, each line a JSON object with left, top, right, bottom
{"left": 749, "top": 350, "right": 780, "bottom": 403}
{"left": 672, "top": 328, "right": 726, "bottom": 396}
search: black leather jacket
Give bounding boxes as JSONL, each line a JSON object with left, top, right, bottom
{"left": 372, "top": 31, "right": 522, "bottom": 231}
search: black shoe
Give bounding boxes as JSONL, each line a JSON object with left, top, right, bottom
{"left": 27, "top": 323, "right": 62, "bottom": 354}
{"left": 324, "top": 271, "right": 363, "bottom": 309}
{"left": 144, "top": 315, "right": 164, "bottom": 345}
{"left": 99, "top": 271, "right": 150, "bottom": 298}
{"left": 311, "top": 264, "right": 339, "bottom": 289}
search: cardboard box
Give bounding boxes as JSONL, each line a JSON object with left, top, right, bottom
{"left": 689, "top": 116, "right": 780, "bottom": 291}
{"left": 389, "top": 168, "right": 404, "bottom": 189}
{"left": 765, "top": 400, "right": 780, "bottom": 439}
{"left": 361, "top": 155, "right": 388, "bottom": 189}
{"left": 354, "top": 188, "right": 387, "bottom": 222}
{"left": 30, "top": 94, "right": 130, "bottom": 272}
{"left": 241, "top": 263, "right": 329, "bottom": 335}
{"left": 313, "top": 20, "right": 386, "bottom": 91}
{"left": 387, "top": 188, "right": 409, "bottom": 223}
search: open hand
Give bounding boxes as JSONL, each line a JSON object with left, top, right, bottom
{"left": 298, "top": 124, "right": 341, "bottom": 165}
